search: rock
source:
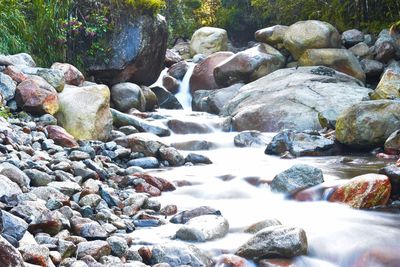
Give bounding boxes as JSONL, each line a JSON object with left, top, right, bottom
{"left": 0, "top": 210, "right": 28, "bottom": 244}
{"left": 265, "top": 130, "right": 335, "bottom": 156}
{"left": 168, "top": 61, "right": 189, "bottom": 80}
{"left": 360, "top": 59, "right": 384, "bottom": 78}
{"left": 329, "top": 174, "right": 391, "bottom": 208}
{"left": 111, "top": 109, "right": 171, "bottom": 137}
{"left": 4, "top": 65, "right": 27, "bottom": 83}
{"left": 370, "top": 64, "right": 400, "bottom": 100}
{"left": 15, "top": 79, "right": 59, "bottom": 115}
{"left": 298, "top": 48, "right": 366, "bottom": 82}
{"left": 0, "top": 235, "right": 25, "bottom": 266}
{"left": 189, "top": 52, "right": 234, "bottom": 93}
{"left": 151, "top": 243, "right": 213, "bottom": 267}
{"left": 162, "top": 75, "right": 180, "bottom": 94}
{"left": 0, "top": 72, "right": 16, "bottom": 101}
{"left": 114, "top": 133, "right": 165, "bottom": 157}
{"left": 48, "top": 181, "right": 81, "bottom": 197}
{"left": 190, "top": 27, "right": 228, "bottom": 56}
{"left": 0, "top": 162, "right": 30, "bottom": 192}
{"left": 141, "top": 86, "right": 158, "bottom": 111}
{"left": 352, "top": 248, "right": 400, "bottom": 267}
{"left": 270, "top": 164, "right": 324, "bottom": 194}
{"left": 57, "top": 84, "right": 113, "bottom": 141}
{"left": 283, "top": 20, "right": 341, "bottom": 60}
{"left": 159, "top": 146, "right": 185, "bottom": 166}
{"left": 234, "top": 130, "right": 269, "bottom": 148}
{"left": 30, "top": 186, "right": 69, "bottom": 203}
{"left": 111, "top": 82, "right": 146, "bottom": 112}
{"left": 51, "top": 62, "right": 85, "bottom": 86}
{"left": 36, "top": 68, "right": 65, "bottom": 92}
{"left": 160, "top": 204, "right": 178, "bottom": 216}
{"left": 379, "top": 164, "right": 400, "bottom": 197}
{"left": 80, "top": 222, "right": 108, "bottom": 240}
{"left": 236, "top": 225, "right": 307, "bottom": 260}
{"left": 214, "top": 44, "right": 285, "bottom": 87}
{"left": 167, "top": 119, "right": 213, "bottom": 134}
{"left": 0, "top": 53, "right": 36, "bottom": 67}
{"left": 106, "top": 236, "right": 128, "bottom": 257}
{"left": 128, "top": 157, "right": 159, "bottom": 169}
{"left": 79, "top": 194, "right": 102, "bottom": 208}
{"left": 150, "top": 86, "right": 183, "bottom": 109}
{"left": 86, "top": 14, "right": 167, "bottom": 86}
{"left": 165, "top": 49, "right": 183, "bottom": 67}
{"left": 176, "top": 215, "right": 229, "bottom": 242}
{"left": 24, "top": 169, "right": 53, "bottom": 187}
{"left": 258, "top": 258, "right": 296, "bottom": 267}
{"left": 170, "top": 206, "right": 220, "bottom": 224}
{"left": 172, "top": 140, "right": 212, "bottom": 151}
{"left": 215, "top": 254, "right": 249, "bottom": 267}
{"left": 375, "top": 40, "right": 396, "bottom": 63}
{"left": 244, "top": 219, "right": 282, "bottom": 234}
{"left": 28, "top": 210, "right": 65, "bottom": 235}
{"left": 45, "top": 125, "right": 78, "bottom": 148}
{"left": 171, "top": 40, "right": 191, "bottom": 60}
{"left": 349, "top": 42, "right": 370, "bottom": 58}
{"left": 221, "top": 66, "right": 371, "bottom": 132}
{"left": 384, "top": 130, "right": 400, "bottom": 155}
{"left": 76, "top": 240, "right": 111, "bottom": 260}
{"left": 335, "top": 100, "right": 400, "bottom": 149}
{"left": 255, "top": 25, "right": 289, "bottom": 45}
{"left": 342, "top": 29, "right": 364, "bottom": 48}
{"left": 19, "top": 244, "right": 50, "bottom": 266}
{"left": 185, "top": 153, "right": 212, "bottom": 165}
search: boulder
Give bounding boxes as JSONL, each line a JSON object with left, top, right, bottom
{"left": 176, "top": 215, "right": 229, "bottom": 242}
{"left": 374, "top": 31, "right": 396, "bottom": 63}
{"left": 234, "top": 130, "right": 269, "bottom": 148}
{"left": 46, "top": 125, "right": 79, "bottom": 148}
{"left": 349, "top": 42, "right": 370, "bottom": 58}
{"left": 270, "top": 164, "right": 324, "bottom": 194}
{"left": 379, "top": 164, "right": 400, "bottom": 197}
{"left": 35, "top": 68, "right": 65, "bottom": 92}
{"left": 171, "top": 40, "right": 191, "bottom": 60}
{"left": 165, "top": 49, "right": 183, "bottom": 67}
{"left": 236, "top": 225, "right": 308, "bottom": 259}
{"left": 0, "top": 53, "right": 36, "bottom": 67}
{"left": 170, "top": 206, "right": 220, "bottom": 224}
{"left": 51, "top": 62, "right": 85, "bottom": 86}
{"left": 111, "top": 82, "right": 146, "bottom": 112}
{"left": 189, "top": 52, "right": 234, "bottom": 93}
{"left": 342, "top": 29, "right": 364, "bottom": 48}
{"left": 221, "top": 66, "right": 371, "bottom": 132}
{"left": 190, "top": 27, "right": 228, "bottom": 56}
{"left": 335, "top": 100, "right": 400, "bottom": 149}
{"left": 329, "top": 174, "right": 391, "bottom": 208}
{"left": 150, "top": 86, "right": 182, "bottom": 109}
{"left": 162, "top": 75, "right": 180, "bottom": 93}
{"left": 298, "top": 48, "right": 366, "bottom": 82}
{"left": 384, "top": 130, "right": 400, "bottom": 155}
{"left": 3, "top": 66, "right": 27, "bottom": 83}
{"left": 360, "top": 59, "right": 384, "bottom": 78}
{"left": 370, "top": 63, "right": 400, "bottom": 100}
{"left": 141, "top": 86, "right": 158, "bottom": 111}
{"left": 86, "top": 13, "right": 168, "bottom": 86}
{"left": 167, "top": 119, "right": 213, "bottom": 134}
{"left": 56, "top": 84, "right": 113, "bottom": 141}
{"left": 214, "top": 44, "right": 286, "bottom": 87}
{"left": 168, "top": 61, "right": 189, "bottom": 80}
{"left": 283, "top": 20, "right": 341, "bottom": 60}
{"left": 15, "top": 79, "right": 59, "bottom": 115}
{"left": 0, "top": 235, "right": 25, "bottom": 267}
{"left": 0, "top": 72, "right": 16, "bottom": 101}
{"left": 244, "top": 219, "right": 282, "bottom": 234}
{"left": 255, "top": 25, "right": 289, "bottom": 45}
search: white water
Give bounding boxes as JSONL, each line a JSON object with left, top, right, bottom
{"left": 175, "top": 63, "right": 196, "bottom": 110}
{"left": 128, "top": 110, "right": 400, "bottom": 267}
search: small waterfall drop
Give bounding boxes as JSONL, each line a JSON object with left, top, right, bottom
{"left": 175, "top": 62, "right": 196, "bottom": 110}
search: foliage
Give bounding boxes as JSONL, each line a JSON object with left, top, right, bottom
{"left": 124, "top": 0, "right": 165, "bottom": 13}
{"left": 0, "top": 106, "right": 12, "bottom": 119}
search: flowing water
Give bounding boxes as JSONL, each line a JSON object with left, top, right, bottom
{"left": 139, "top": 70, "right": 400, "bottom": 267}
{"left": 175, "top": 62, "right": 196, "bottom": 109}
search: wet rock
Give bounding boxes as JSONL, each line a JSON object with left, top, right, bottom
{"left": 135, "top": 182, "right": 161, "bottom": 197}
{"left": 0, "top": 162, "right": 30, "bottom": 191}
{"left": 111, "top": 82, "right": 146, "bottom": 112}
{"left": 360, "top": 59, "right": 384, "bottom": 78}
{"left": 379, "top": 165, "right": 400, "bottom": 198}
{"left": 215, "top": 254, "right": 249, "bottom": 267}
{"left": 336, "top": 100, "right": 400, "bottom": 149}
{"left": 171, "top": 140, "right": 213, "bottom": 151}
{"left": 236, "top": 225, "right": 308, "bottom": 259}
{"left": 151, "top": 243, "right": 213, "bottom": 267}
{"left": 167, "top": 119, "right": 213, "bottom": 134}
{"left": 150, "top": 86, "right": 182, "bottom": 109}
{"left": 329, "top": 174, "right": 391, "bottom": 208}
{"left": 271, "top": 164, "right": 324, "bottom": 194}
{"left": 221, "top": 66, "right": 370, "bottom": 132}
{"left": 76, "top": 240, "right": 111, "bottom": 260}
{"left": 258, "top": 258, "right": 295, "bottom": 267}
{"left": 28, "top": 210, "right": 66, "bottom": 235}
{"left": 168, "top": 61, "right": 189, "bottom": 80}
{"left": 111, "top": 109, "right": 170, "bottom": 137}
{"left": 159, "top": 146, "right": 185, "bottom": 166}
{"left": 15, "top": 79, "right": 59, "bottom": 115}
{"left": 170, "top": 206, "right": 220, "bottom": 224}
{"left": 133, "top": 173, "right": 175, "bottom": 192}
{"left": 0, "top": 72, "right": 17, "bottom": 101}
{"left": 160, "top": 204, "right": 178, "bottom": 216}
{"left": 189, "top": 52, "right": 234, "bottom": 93}
{"left": 0, "top": 235, "right": 25, "bottom": 266}
{"left": 255, "top": 25, "right": 289, "bottom": 46}
{"left": 115, "top": 133, "right": 165, "bottom": 157}
{"left": 352, "top": 248, "right": 400, "bottom": 267}
{"left": 19, "top": 244, "right": 50, "bottom": 266}
{"left": 0, "top": 210, "right": 28, "bottom": 244}
{"left": 127, "top": 157, "right": 160, "bottom": 169}
{"left": 51, "top": 62, "right": 85, "bottom": 86}
{"left": 57, "top": 84, "right": 113, "bottom": 141}
{"left": 141, "top": 86, "right": 158, "bottom": 111}
{"left": 190, "top": 27, "right": 228, "bottom": 56}
{"left": 185, "top": 153, "right": 212, "bottom": 165}
{"left": 244, "top": 219, "right": 282, "bottom": 234}
{"left": 342, "top": 29, "right": 364, "bottom": 48}
{"left": 162, "top": 75, "right": 180, "bottom": 94}
{"left": 214, "top": 44, "right": 285, "bottom": 87}
{"left": 165, "top": 49, "right": 183, "bottom": 67}
{"left": 176, "top": 215, "right": 229, "bottom": 242}
{"left": 283, "top": 20, "right": 341, "bottom": 60}
{"left": 384, "top": 130, "right": 400, "bottom": 155}
{"left": 234, "top": 131, "right": 269, "bottom": 148}
{"left": 45, "top": 125, "right": 79, "bottom": 148}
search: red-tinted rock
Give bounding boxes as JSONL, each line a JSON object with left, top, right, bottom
{"left": 0, "top": 236, "right": 24, "bottom": 267}
{"left": 258, "top": 258, "right": 295, "bottom": 267}
{"left": 15, "top": 79, "right": 59, "bottom": 115}
{"left": 329, "top": 174, "right": 391, "bottom": 208}
{"left": 165, "top": 49, "right": 183, "bottom": 67}
{"left": 19, "top": 244, "right": 50, "bottom": 267}
{"left": 133, "top": 173, "right": 176, "bottom": 192}
{"left": 215, "top": 254, "right": 248, "bottom": 267}
{"left": 28, "top": 210, "right": 64, "bottom": 236}
{"left": 46, "top": 125, "right": 79, "bottom": 148}
{"left": 189, "top": 52, "right": 234, "bottom": 93}
{"left": 51, "top": 62, "right": 85, "bottom": 86}
{"left": 138, "top": 246, "right": 152, "bottom": 264}
{"left": 3, "top": 66, "right": 27, "bottom": 83}
{"left": 352, "top": 248, "right": 400, "bottom": 267}
{"left": 135, "top": 182, "right": 161, "bottom": 196}
{"left": 162, "top": 75, "right": 180, "bottom": 94}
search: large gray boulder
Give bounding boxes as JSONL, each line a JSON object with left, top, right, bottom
{"left": 86, "top": 13, "right": 168, "bottom": 86}
{"left": 190, "top": 27, "right": 228, "bottom": 56}
{"left": 111, "top": 82, "right": 146, "bottom": 112}
{"left": 176, "top": 215, "right": 229, "bottom": 242}
{"left": 221, "top": 66, "right": 371, "bottom": 132}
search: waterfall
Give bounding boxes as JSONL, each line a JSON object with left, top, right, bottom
{"left": 175, "top": 62, "right": 196, "bottom": 110}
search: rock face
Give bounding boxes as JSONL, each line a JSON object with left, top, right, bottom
{"left": 214, "top": 44, "right": 286, "bottom": 87}
{"left": 236, "top": 225, "right": 308, "bottom": 259}
{"left": 270, "top": 164, "right": 324, "bottom": 194}
{"left": 255, "top": 25, "right": 289, "bottom": 46}
{"left": 176, "top": 215, "right": 229, "bottom": 242}
{"left": 190, "top": 27, "right": 228, "bottom": 56}
{"left": 329, "top": 174, "right": 391, "bottom": 208}
{"left": 283, "top": 20, "right": 341, "bottom": 59}
{"left": 189, "top": 52, "right": 234, "bottom": 93}
{"left": 56, "top": 84, "right": 113, "bottom": 141}
{"left": 298, "top": 49, "right": 366, "bottom": 82}
{"left": 87, "top": 13, "right": 168, "bottom": 86}
{"left": 335, "top": 100, "right": 400, "bottom": 149}
{"left": 111, "top": 82, "right": 145, "bottom": 112}
{"left": 221, "top": 66, "right": 371, "bottom": 132}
